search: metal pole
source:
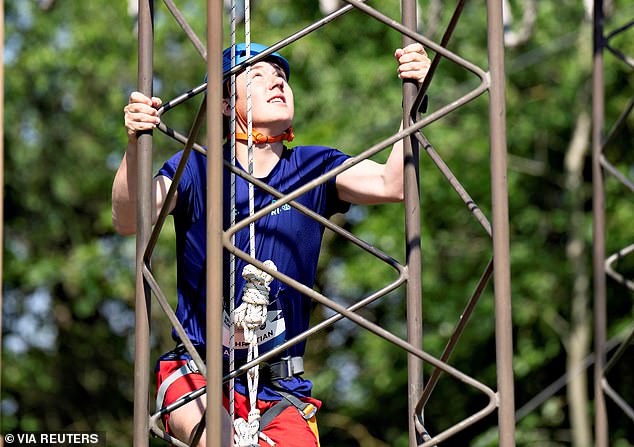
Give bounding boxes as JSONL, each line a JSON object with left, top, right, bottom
{"left": 486, "top": 0, "right": 515, "bottom": 445}
{"left": 401, "top": 0, "right": 423, "bottom": 445}
{"left": 592, "top": 0, "right": 608, "bottom": 445}
{"left": 134, "top": 1, "right": 154, "bottom": 446}
{"left": 0, "top": 5, "right": 4, "bottom": 443}
{"left": 206, "top": 0, "right": 224, "bottom": 446}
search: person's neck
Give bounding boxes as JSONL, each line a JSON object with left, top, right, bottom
{"left": 235, "top": 140, "right": 284, "bottom": 178}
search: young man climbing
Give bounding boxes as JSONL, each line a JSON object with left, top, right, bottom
{"left": 112, "top": 42, "right": 430, "bottom": 447}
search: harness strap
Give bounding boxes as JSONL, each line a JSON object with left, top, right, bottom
{"left": 234, "top": 107, "right": 294, "bottom": 144}
{"left": 156, "top": 351, "right": 304, "bottom": 408}
{"left": 235, "top": 127, "right": 294, "bottom": 144}
{"left": 156, "top": 357, "right": 317, "bottom": 438}
{"left": 155, "top": 359, "right": 200, "bottom": 411}
{"left": 259, "top": 389, "right": 318, "bottom": 431}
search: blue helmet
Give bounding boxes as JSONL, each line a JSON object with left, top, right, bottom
{"left": 222, "top": 42, "right": 290, "bottom": 81}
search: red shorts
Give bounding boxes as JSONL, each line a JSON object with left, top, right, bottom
{"left": 156, "top": 359, "right": 321, "bottom": 447}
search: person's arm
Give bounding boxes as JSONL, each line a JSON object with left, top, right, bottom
{"left": 112, "top": 91, "right": 175, "bottom": 235}
{"left": 336, "top": 43, "right": 430, "bottom": 205}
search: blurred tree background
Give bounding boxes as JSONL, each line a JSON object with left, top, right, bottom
{"left": 2, "top": 0, "right": 633, "bottom": 446}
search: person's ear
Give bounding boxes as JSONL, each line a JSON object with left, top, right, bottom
{"left": 222, "top": 98, "right": 231, "bottom": 117}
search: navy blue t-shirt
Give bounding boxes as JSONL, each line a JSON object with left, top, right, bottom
{"left": 157, "top": 145, "right": 350, "bottom": 399}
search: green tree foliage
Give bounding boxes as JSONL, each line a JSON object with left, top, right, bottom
{"left": 3, "top": 0, "right": 633, "bottom": 446}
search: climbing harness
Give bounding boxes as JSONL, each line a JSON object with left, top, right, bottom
{"left": 258, "top": 389, "right": 318, "bottom": 431}
{"left": 155, "top": 359, "right": 201, "bottom": 413}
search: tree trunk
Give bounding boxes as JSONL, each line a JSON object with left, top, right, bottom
{"left": 564, "top": 110, "right": 592, "bottom": 447}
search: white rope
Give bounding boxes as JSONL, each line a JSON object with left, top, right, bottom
{"left": 233, "top": 260, "right": 278, "bottom": 447}
{"left": 230, "top": 3, "right": 269, "bottom": 445}
{"left": 229, "top": 4, "right": 275, "bottom": 444}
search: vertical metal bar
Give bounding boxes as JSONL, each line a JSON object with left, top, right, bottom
{"left": 206, "top": 0, "right": 224, "bottom": 446}
{"left": 486, "top": 1, "right": 516, "bottom": 445}
{"left": 592, "top": 0, "right": 608, "bottom": 445}
{"left": 134, "top": 1, "right": 154, "bottom": 447}
{"left": 0, "top": 1, "right": 4, "bottom": 427}
{"left": 401, "top": 0, "right": 423, "bottom": 445}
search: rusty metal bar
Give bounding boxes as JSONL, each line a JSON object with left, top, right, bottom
{"left": 604, "top": 19, "right": 634, "bottom": 69}
{"left": 134, "top": 1, "right": 154, "bottom": 447}
{"left": 163, "top": 0, "right": 207, "bottom": 60}
{"left": 602, "top": 95, "right": 634, "bottom": 149}
{"left": 222, "top": 1, "right": 370, "bottom": 81}
{"left": 602, "top": 379, "right": 634, "bottom": 422}
{"left": 400, "top": 0, "right": 424, "bottom": 443}
{"left": 593, "top": 1, "right": 634, "bottom": 438}
{"left": 604, "top": 324, "right": 634, "bottom": 376}
{"left": 146, "top": 97, "right": 209, "bottom": 447}
{"left": 605, "top": 244, "right": 634, "bottom": 292}
{"left": 486, "top": 0, "right": 516, "bottom": 445}
{"left": 417, "top": 259, "right": 494, "bottom": 411}
{"left": 206, "top": 0, "right": 224, "bottom": 445}
{"left": 343, "top": 0, "right": 487, "bottom": 78}
{"left": 592, "top": 1, "right": 609, "bottom": 445}
{"left": 600, "top": 155, "right": 634, "bottom": 193}
{"left": 414, "top": 0, "right": 466, "bottom": 116}
{"left": 417, "top": 133, "right": 492, "bottom": 235}
{"left": 144, "top": 96, "right": 206, "bottom": 267}
{"left": 0, "top": 0, "right": 4, "bottom": 425}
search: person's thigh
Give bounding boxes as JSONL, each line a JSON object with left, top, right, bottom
{"left": 169, "top": 395, "right": 233, "bottom": 447}
{"left": 157, "top": 360, "right": 232, "bottom": 447}
{"left": 169, "top": 394, "right": 207, "bottom": 447}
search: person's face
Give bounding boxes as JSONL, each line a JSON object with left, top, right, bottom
{"left": 224, "top": 60, "right": 294, "bottom": 136}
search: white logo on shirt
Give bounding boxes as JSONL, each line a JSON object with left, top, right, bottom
{"left": 270, "top": 199, "right": 291, "bottom": 216}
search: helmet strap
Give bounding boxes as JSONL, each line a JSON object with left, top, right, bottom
{"left": 233, "top": 107, "right": 294, "bottom": 144}
{"left": 234, "top": 128, "right": 294, "bottom": 144}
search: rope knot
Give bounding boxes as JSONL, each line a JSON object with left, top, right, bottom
{"left": 234, "top": 261, "right": 277, "bottom": 339}
{"left": 232, "top": 260, "right": 278, "bottom": 447}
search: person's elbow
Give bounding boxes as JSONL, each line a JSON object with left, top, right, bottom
{"left": 392, "top": 187, "right": 404, "bottom": 202}
{"left": 383, "top": 176, "right": 404, "bottom": 203}
{"left": 385, "top": 188, "right": 404, "bottom": 203}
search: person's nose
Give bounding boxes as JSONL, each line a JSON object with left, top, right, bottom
{"left": 269, "top": 75, "right": 284, "bottom": 90}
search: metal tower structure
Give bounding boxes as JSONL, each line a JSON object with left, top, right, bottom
{"left": 131, "top": 0, "right": 515, "bottom": 446}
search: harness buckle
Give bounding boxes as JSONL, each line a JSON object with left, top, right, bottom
{"left": 268, "top": 356, "right": 304, "bottom": 380}
{"left": 301, "top": 403, "right": 317, "bottom": 420}
{"left": 187, "top": 359, "right": 200, "bottom": 374}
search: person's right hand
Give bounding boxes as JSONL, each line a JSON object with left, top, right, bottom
{"left": 123, "top": 91, "right": 162, "bottom": 139}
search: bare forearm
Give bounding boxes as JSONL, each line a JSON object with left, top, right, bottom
{"left": 382, "top": 120, "right": 406, "bottom": 201}
{"left": 111, "top": 137, "right": 139, "bottom": 235}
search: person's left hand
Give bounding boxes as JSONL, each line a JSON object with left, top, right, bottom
{"left": 394, "top": 43, "right": 431, "bottom": 84}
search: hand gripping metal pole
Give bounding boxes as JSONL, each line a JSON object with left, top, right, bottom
{"left": 400, "top": 0, "right": 424, "bottom": 445}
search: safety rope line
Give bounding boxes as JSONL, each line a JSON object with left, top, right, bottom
{"left": 245, "top": 44, "right": 255, "bottom": 258}
{"left": 233, "top": 261, "right": 277, "bottom": 446}
{"left": 230, "top": 3, "right": 276, "bottom": 446}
